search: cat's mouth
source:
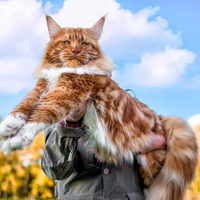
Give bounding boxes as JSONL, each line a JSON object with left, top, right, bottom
{"left": 66, "top": 58, "right": 84, "bottom": 68}
{"left": 72, "top": 56, "right": 78, "bottom": 59}
{"left": 73, "top": 54, "right": 83, "bottom": 60}
{"left": 71, "top": 57, "right": 81, "bottom": 62}
{"left": 71, "top": 56, "right": 89, "bottom": 65}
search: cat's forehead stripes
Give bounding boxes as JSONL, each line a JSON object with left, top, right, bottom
{"left": 64, "top": 28, "right": 87, "bottom": 42}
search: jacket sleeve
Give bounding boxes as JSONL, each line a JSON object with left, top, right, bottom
{"left": 41, "top": 124, "right": 85, "bottom": 180}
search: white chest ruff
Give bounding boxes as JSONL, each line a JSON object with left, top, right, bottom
{"left": 83, "top": 102, "right": 136, "bottom": 163}
{"left": 37, "top": 66, "right": 110, "bottom": 91}
{"left": 83, "top": 101, "right": 118, "bottom": 155}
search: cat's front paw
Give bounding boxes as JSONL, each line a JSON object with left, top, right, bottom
{"left": 0, "top": 113, "right": 26, "bottom": 137}
{"left": 1, "top": 136, "right": 23, "bottom": 155}
{"left": 0, "top": 122, "right": 47, "bottom": 155}
{"left": 19, "top": 122, "right": 47, "bottom": 146}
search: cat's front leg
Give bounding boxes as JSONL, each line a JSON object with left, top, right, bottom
{"left": 1, "top": 74, "right": 95, "bottom": 154}
{"left": 1, "top": 121, "right": 47, "bottom": 155}
{"left": 1, "top": 119, "right": 50, "bottom": 154}
{"left": 0, "top": 79, "right": 47, "bottom": 139}
{"left": 2, "top": 82, "right": 92, "bottom": 154}
{"left": 19, "top": 75, "right": 94, "bottom": 144}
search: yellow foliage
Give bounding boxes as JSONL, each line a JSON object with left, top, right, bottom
{"left": 1, "top": 164, "right": 12, "bottom": 174}
{"left": 187, "top": 124, "right": 200, "bottom": 195}
{"left": 195, "top": 124, "right": 200, "bottom": 133}
{"left": 30, "top": 166, "right": 54, "bottom": 198}
{"left": 0, "top": 131, "right": 54, "bottom": 198}
{"left": 41, "top": 189, "right": 54, "bottom": 199}
{"left": 16, "top": 164, "right": 26, "bottom": 177}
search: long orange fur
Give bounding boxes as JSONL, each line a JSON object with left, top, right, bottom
{"left": 0, "top": 15, "right": 198, "bottom": 200}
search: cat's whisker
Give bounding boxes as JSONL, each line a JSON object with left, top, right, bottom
{"left": 89, "top": 55, "right": 99, "bottom": 59}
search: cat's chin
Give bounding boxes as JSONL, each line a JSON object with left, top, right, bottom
{"left": 66, "top": 59, "right": 83, "bottom": 68}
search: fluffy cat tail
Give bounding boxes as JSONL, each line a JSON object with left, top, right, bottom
{"left": 147, "top": 116, "right": 198, "bottom": 200}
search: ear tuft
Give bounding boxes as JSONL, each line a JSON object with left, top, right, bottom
{"left": 90, "top": 14, "right": 107, "bottom": 40}
{"left": 46, "top": 15, "right": 62, "bottom": 39}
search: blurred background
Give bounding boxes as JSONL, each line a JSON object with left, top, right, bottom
{"left": 0, "top": 129, "right": 55, "bottom": 200}
{"left": 0, "top": 0, "right": 199, "bottom": 199}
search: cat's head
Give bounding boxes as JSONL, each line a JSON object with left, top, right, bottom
{"left": 41, "top": 15, "right": 109, "bottom": 70}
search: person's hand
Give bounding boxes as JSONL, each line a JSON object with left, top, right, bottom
{"left": 142, "top": 133, "right": 166, "bottom": 154}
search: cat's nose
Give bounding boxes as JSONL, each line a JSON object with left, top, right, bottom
{"left": 72, "top": 49, "right": 80, "bottom": 55}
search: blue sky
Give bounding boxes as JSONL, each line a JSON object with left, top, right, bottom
{"left": 0, "top": 0, "right": 199, "bottom": 122}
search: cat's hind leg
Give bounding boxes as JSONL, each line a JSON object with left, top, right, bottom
{"left": 137, "top": 150, "right": 166, "bottom": 187}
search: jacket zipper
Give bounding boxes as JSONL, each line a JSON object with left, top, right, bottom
{"left": 67, "top": 145, "right": 74, "bottom": 162}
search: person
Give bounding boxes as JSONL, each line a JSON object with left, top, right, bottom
{"left": 41, "top": 101, "right": 166, "bottom": 200}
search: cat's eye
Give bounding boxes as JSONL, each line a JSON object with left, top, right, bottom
{"left": 64, "top": 40, "right": 70, "bottom": 45}
{"left": 81, "top": 42, "right": 88, "bottom": 47}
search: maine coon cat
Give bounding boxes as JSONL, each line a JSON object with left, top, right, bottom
{"left": 0, "top": 15, "right": 198, "bottom": 200}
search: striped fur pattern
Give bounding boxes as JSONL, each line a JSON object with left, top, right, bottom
{"left": 0, "top": 15, "right": 198, "bottom": 200}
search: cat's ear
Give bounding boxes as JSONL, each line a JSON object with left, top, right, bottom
{"left": 90, "top": 14, "right": 107, "bottom": 40}
{"left": 46, "top": 15, "right": 62, "bottom": 39}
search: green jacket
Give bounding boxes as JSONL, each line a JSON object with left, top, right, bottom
{"left": 41, "top": 124, "right": 146, "bottom": 200}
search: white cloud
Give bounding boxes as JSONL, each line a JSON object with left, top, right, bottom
{"left": 0, "top": 0, "right": 196, "bottom": 94}
{"left": 0, "top": 58, "right": 37, "bottom": 94}
{"left": 52, "top": 0, "right": 182, "bottom": 58}
{"left": 114, "top": 47, "right": 195, "bottom": 87}
{"left": 188, "top": 114, "right": 200, "bottom": 128}
{"left": 0, "top": 0, "right": 49, "bottom": 94}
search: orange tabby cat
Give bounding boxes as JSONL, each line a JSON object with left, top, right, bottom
{"left": 0, "top": 15, "right": 198, "bottom": 200}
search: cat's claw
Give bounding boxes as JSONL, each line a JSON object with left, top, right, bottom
{"left": 0, "top": 113, "right": 26, "bottom": 137}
